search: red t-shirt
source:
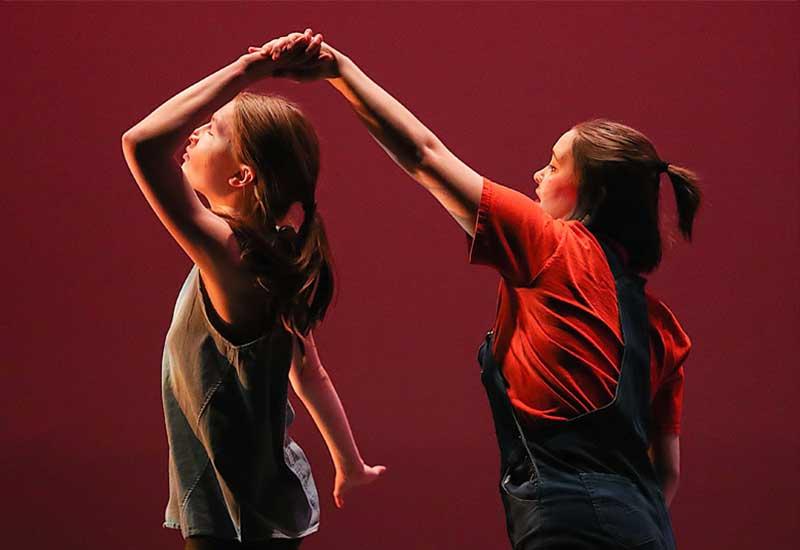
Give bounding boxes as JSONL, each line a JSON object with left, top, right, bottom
{"left": 469, "top": 179, "right": 691, "bottom": 435}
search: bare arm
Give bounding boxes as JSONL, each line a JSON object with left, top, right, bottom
{"left": 121, "top": 33, "right": 314, "bottom": 281}
{"left": 650, "top": 433, "right": 680, "bottom": 506}
{"left": 289, "top": 332, "right": 385, "bottom": 508}
{"left": 262, "top": 34, "right": 483, "bottom": 235}
{"left": 329, "top": 54, "right": 483, "bottom": 235}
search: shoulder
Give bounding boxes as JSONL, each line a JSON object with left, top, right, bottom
{"left": 546, "top": 222, "right": 616, "bottom": 275}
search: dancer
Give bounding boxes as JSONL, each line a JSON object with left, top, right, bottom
{"left": 122, "top": 34, "right": 384, "bottom": 550}
{"left": 265, "top": 30, "right": 698, "bottom": 549}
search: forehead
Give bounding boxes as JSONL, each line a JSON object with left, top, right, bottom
{"left": 211, "top": 101, "right": 236, "bottom": 133}
{"left": 552, "top": 129, "right": 576, "bottom": 158}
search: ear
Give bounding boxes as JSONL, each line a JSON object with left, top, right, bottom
{"left": 227, "top": 164, "right": 256, "bottom": 189}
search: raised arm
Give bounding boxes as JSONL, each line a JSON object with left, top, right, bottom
{"left": 288, "top": 331, "right": 385, "bottom": 508}
{"left": 121, "top": 32, "right": 318, "bottom": 278}
{"left": 264, "top": 33, "right": 483, "bottom": 235}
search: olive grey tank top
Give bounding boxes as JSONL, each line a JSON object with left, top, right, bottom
{"left": 161, "top": 265, "right": 319, "bottom": 541}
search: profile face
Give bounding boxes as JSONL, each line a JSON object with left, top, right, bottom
{"left": 532, "top": 129, "right": 579, "bottom": 219}
{"left": 181, "top": 101, "right": 241, "bottom": 199}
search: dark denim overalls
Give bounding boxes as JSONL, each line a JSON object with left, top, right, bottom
{"left": 478, "top": 241, "right": 676, "bottom": 549}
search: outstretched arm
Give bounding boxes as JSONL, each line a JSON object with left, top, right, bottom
{"left": 265, "top": 33, "right": 483, "bottom": 235}
{"left": 289, "top": 331, "right": 386, "bottom": 508}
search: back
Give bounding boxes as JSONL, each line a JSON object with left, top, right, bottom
{"left": 469, "top": 179, "right": 691, "bottom": 434}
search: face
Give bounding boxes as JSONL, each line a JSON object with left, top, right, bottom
{"left": 532, "top": 129, "right": 579, "bottom": 219}
{"left": 181, "top": 101, "right": 252, "bottom": 201}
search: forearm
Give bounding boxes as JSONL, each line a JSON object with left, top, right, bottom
{"left": 326, "top": 54, "right": 482, "bottom": 233}
{"left": 659, "top": 471, "right": 679, "bottom": 506}
{"left": 294, "top": 366, "right": 364, "bottom": 473}
{"left": 123, "top": 57, "right": 253, "bottom": 151}
{"left": 328, "top": 55, "right": 441, "bottom": 176}
{"left": 650, "top": 433, "right": 680, "bottom": 507}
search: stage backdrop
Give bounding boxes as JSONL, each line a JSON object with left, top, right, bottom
{"left": 2, "top": 2, "right": 797, "bottom": 549}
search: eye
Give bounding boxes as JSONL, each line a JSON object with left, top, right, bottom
{"left": 548, "top": 164, "right": 556, "bottom": 172}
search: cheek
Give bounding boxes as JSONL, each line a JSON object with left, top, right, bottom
{"left": 552, "top": 176, "right": 577, "bottom": 200}
{"left": 540, "top": 175, "right": 578, "bottom": 217}
{"left": 191, "top": 146, "right": 229, "bottom": 179}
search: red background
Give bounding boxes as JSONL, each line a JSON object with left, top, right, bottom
{"left": 3, "top": 2, "right": 798, "bottom": 549}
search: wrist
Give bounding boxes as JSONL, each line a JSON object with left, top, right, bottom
{"left": 330, "top": 53, "right": 354, "bottom": 82}
{"left": 335, "top": 454, "right": 365, "bottom": 475}
{"left": 237, "top": 55, "right": 273, "bottom": 84}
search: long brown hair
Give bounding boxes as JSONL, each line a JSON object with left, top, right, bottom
{"left": 570, "top": 119, "right": 702, "bottom": 273}
{"left": 219, "top": 92, "right": 334, "bottom": 335}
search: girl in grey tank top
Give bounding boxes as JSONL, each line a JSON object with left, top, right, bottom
{"left": 123, "top": 31, "right": 385, "bottom": 548}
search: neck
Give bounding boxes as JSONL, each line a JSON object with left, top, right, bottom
{"left": 207, "top": 189, "right": 247, "bottom": 219}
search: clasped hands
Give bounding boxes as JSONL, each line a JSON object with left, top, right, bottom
{"left": 241, "top": 28, "right": 341, "bottom": 82}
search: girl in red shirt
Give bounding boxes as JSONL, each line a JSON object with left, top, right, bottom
{"left": 265, "top": 31, "right": 700, "bottom": 549}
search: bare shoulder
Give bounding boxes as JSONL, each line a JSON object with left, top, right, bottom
{"left": 196, "top": 221, "right": 269, "bottom": 343}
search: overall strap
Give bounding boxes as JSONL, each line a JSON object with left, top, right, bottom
{"left": 597, "top": 238, "right": 652, "bottom": 445}
{"left": 478, "top": 334, "right": 540, "bottom": 479}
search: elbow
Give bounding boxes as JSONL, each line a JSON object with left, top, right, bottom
{"left": 121, "top": 130, "right": 133, "bottom": 153}
{"left": 121, "top": 128, "right": 144, "bottom": 157}
{"left": 121, "top": 127, "right": 166, "bottom": 162}
{"left": 413, "top": 136, "right": 444, "bottom": 177}
{"left": 658, "top": 465, "right": 680, "bottom": 491}
{"left": 663, "top": 468, "right": 680, "bottom": 486}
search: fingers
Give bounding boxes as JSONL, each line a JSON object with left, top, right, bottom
{"left": 333, "top": 491, "right": 344, "bottom": 509}
{"left": 272, "top": 32, "right": 308, "bottom": 60}
{"left": 305, "top": 33, "right": 323, "bottom": 55}
{"left": 267, "top": 29, "right": 323, "bottom": 62}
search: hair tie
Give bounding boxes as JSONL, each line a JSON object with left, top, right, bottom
{"left": 659, "top": 161, "right": 670, "bottom": 173}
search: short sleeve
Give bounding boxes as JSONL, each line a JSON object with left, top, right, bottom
{"left": 651, "top": 365, "right": 685, "bottom": 435}
{"left": 468, "top": 178, "right": 566, "bottom": 285}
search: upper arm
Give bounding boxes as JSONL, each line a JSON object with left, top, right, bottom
{"left": 121, "top": 132, "right": 240, "bottom": 276}
{"left": 650, "top": 303, "right": 691, "bottom": 435}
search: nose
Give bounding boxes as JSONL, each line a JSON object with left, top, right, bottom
{"left": 533, "top": 168, "right": 544, "bottom": 185}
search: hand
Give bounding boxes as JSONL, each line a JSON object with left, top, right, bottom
{"left": 246, "top": 28, "right": 342, "bottom": 82}
{"left": 333, "top": 462, "right": 387, "bottom": 509}
{"left": 238, "top": 31, "right": 310, "bottom": 81}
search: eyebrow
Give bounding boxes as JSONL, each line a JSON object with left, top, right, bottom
{"left": 211, "top": 116, "right": 228, "bottom": 137}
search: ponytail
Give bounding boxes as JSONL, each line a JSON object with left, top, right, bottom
{"left": 289, "top": 209, "right": 334, "bottom": 335}
{"left": 571, "top": 119, "right": 703, "bottom": 272}
{"left": 664, "top": 164, "right": 702, "bottom": 241}
{"left": 223, "top": 208, "right": 334, "bottom": 337}
{"left": 226, "top": 92, "right": 335, "bottom": 337}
